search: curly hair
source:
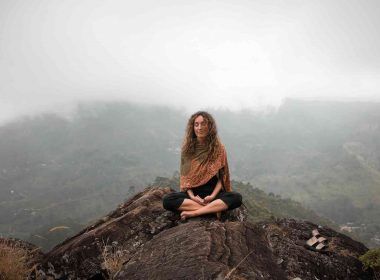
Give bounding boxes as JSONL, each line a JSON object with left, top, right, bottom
{"left": 181, "top": 111, "right": 221, "bottom": 163}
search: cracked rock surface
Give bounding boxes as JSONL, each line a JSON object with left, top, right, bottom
{"left": 30, "top": 186, "right": 372, "bottom": 279}
{"left": 114, "top": 220, "right": 286, "bottom": 280}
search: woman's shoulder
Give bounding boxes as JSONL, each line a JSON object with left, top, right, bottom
{"left": 217, "top": 142, "right": 228, "bottom": 157}
{"left": 219, "top": 141, "right": 226, "bottom": 151}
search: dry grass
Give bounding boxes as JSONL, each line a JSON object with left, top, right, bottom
{"left": 100, "top": 240, "right": 130, "bottom": 279}
{"left": 0, "top": 242, "right": 34, "bottom": 280}
{"left": 224, "top": 251, "right": 253, "bottom": 280}
{"left": 265, "top": 223, "right": 287, "bottom": 237}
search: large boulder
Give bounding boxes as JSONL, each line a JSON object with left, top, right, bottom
{"left": 37, "top": 187, "right": 246, "bottom": 279}
{"left": 114, "top": 218, "right": 371, "bottom": 280}
{"left": 114, "top": 219, "right": 286, "bottom": 280}
{"left": 35, "top": 187, "right": 372, "bottom": 279}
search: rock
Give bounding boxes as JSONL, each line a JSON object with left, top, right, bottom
{"left": 114, "top": 217, "right": 371, "bottom": 280}
{"left": 36, "top": 187, "right": 247, "bottom": 279}
{"left": 114, "top": 220, "right": 286, "bottom": 280}
{"left": 33, "top": 187, "right": 372, "bottom": 279}
{"left": 260, "top": 218, "right": 370, "bottom": 280}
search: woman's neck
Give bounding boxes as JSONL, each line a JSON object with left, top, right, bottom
{"left": 196, "top": 138, "right": 207, "bottom": 145}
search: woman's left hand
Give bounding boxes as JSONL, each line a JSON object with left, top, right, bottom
{"left": 203, "top": 195, "right": 215, "bottom": 204}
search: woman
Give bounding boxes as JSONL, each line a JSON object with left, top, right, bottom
{"left": 162, "top": 111, "right": 242, "bottom": 220}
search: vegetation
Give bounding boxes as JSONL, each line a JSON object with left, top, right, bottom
{"left": 360, "top": 248, "right": 380, "bottom": 270}
{"left": 0, "top": 100, "right": 379, "bottom": 249}
{"left": 360, "top": 248, "right": 380, "bottom": 279}
{"left": 0, "top": 240, "right": 35, "bottom": 280}
{"left": 100, "top": 239, "right": 129, "bottom": 278}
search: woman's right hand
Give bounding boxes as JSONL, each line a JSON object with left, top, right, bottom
{"left": 191, "top": 195, "right": 206, "bottom": 206}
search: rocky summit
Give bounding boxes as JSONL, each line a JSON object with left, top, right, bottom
{"left": 22, "top": 186, "right": 374, "bottom": 279}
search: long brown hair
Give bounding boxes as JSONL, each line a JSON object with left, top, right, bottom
{"left": 181, "top": 111, "right": 221, "bottom": 162}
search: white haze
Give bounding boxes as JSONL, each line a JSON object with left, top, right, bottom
{"left": 0, "top": 0, "right": 379, "bottom": 123}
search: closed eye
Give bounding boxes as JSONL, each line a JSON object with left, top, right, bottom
{"left": 195, "top": 122, "right": 207, "bottom": 126}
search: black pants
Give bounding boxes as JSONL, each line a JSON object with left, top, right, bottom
{"left": 162, "top": 175, "right": 242, "bottom": 212}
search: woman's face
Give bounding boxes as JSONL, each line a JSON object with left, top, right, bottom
{"left": 193, "top": 115, "right": 209, "bottom": 141}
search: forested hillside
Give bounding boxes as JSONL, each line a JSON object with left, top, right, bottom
{"left": 0, "top": 100, "right": 379, "bottom": 249}
{"left": 217, "top": 100, "right": 380, "bottom": 247}
{"left": 0, "top": 103, "right": 185, "bottom": 249}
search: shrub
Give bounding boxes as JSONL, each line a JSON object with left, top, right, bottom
{"left": 360, "top": 248, "right": 380, "bottom": 270}
{"left": 0, "top": 241, "right": 33, "bottom": 280}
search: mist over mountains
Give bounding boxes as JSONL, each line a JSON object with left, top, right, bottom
{"left": 0, "top": 99, "right": 379, "bottom": 249}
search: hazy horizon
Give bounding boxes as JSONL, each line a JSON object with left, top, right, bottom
{"left": 1, "top": 0, "right": 379, "bottom": 123}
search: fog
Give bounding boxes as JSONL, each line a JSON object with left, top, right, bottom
{"left": 1, "top": 0, "right": 379, "bottom": 123}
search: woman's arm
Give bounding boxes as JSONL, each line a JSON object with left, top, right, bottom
{"left": 204, "top": 179, "right": 222, "bottom": 203}
{"left": 187, "top": 189, "right": 195, "bottom": 199}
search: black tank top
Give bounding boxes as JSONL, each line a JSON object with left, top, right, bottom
{"left": 192, "top": 175, "right": 220, "bottom": 196}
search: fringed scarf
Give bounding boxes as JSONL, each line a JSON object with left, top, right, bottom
{"left": 180, "top": 142, "right": 232, "bottom": 192}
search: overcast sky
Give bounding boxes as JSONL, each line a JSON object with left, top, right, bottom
{"left": 0, "top": 0, "right": 379, "bottom": 123}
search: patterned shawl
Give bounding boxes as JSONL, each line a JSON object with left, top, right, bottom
{"left": 180, "top": 142, "right": 232, "bottom": 192}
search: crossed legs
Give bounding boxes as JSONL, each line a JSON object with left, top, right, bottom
{"left": 177, "top": 198, "right": 204, "bottom": 211}
{"left": 179, "top": 198, "right": 228, "bottom": 220}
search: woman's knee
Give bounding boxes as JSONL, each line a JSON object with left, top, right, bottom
{"left": 162, "top": 194, "right": 173, "bottom": 210}
{"left": 229, "top": 192, "right": 242, "bottom": 209}
{"left": 162, "top": 193, "right": 185, "bottom": 211}
{"left": 235, "top": 192, "right": 242, "bottom": 206}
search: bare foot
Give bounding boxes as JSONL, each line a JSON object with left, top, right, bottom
{"left": 180, "top": 210, "right": 196, "bottom": 220}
